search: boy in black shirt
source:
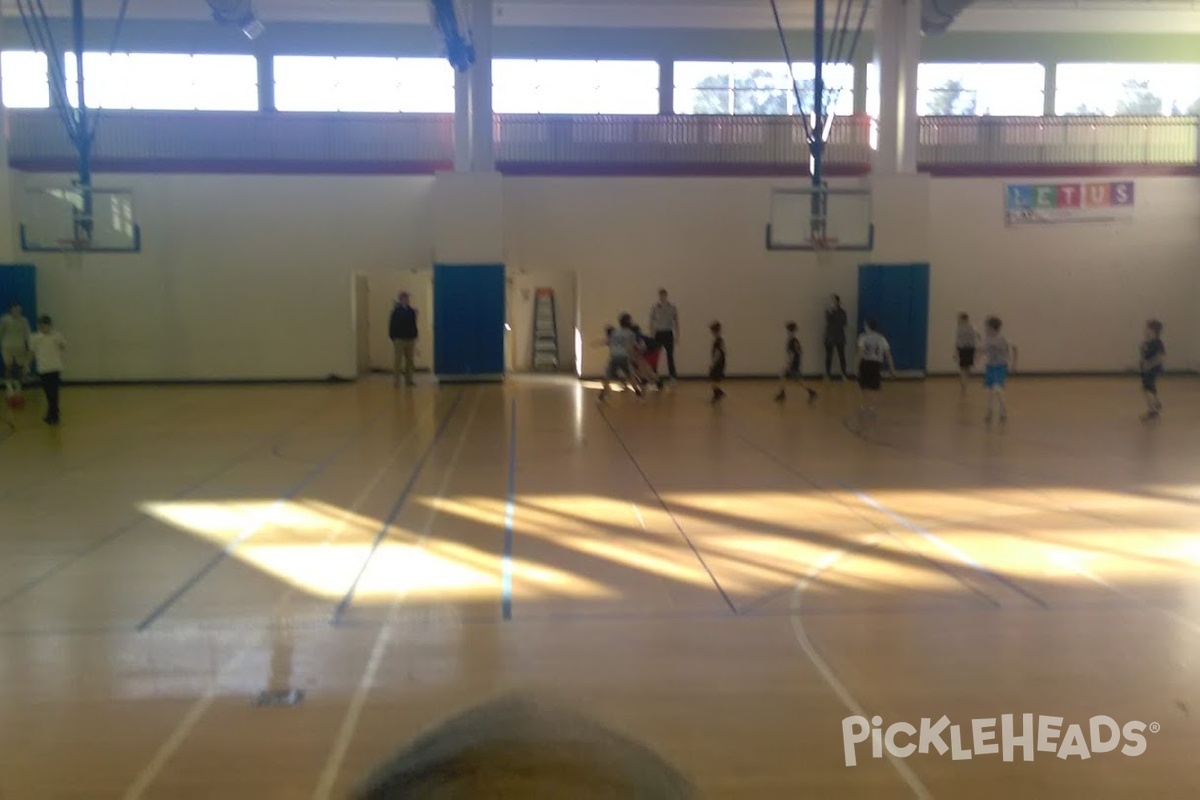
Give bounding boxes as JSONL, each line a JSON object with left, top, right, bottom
{"left": 1140, "top": 319, "right": 1165, "bottom": 421}
{"left": 709, "top": 322, "right": 726, "bottom": 403}
{"left": 775, "top": 322, "right": 818, "bottom": 403}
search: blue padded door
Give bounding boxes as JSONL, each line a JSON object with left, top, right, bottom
{"left": 433, "top": 264, "right": 506, "bottom": 380}
{"left": 856, "top": 263, "right": 929, "bottom": 373}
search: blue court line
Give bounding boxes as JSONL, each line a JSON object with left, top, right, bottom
{"left": 331, "top": 389, "right": 465, "bottom": 625}
{"left": 848, "top": 487, "right": 1049, "bottom": 609}
{"left": 596, "top": 406, "right": 738, "bottom": 616}
{"left": 0, "top": 391, "right": 353, "bottom": 613}
{"left": 135, "top": 401, "right": 413, "bottom": 632}
{"left": 501, "top": 399, "right": 517, "bottom": 621}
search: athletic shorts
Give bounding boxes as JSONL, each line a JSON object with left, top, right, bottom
{"left": 785, "top": 356, "right": 801, "bottom": 381}
{"left": 644, "top": 350, "right": 660, "bottom": 371}
{"left": 709, "top": 358, "right": 726, "bottom": 382}
{"left": 957, "top": 347, "right": 976, "bottom": 369}
{"left": 858, "top": 360, "right": 882, "bottom": 391}
{"left": 1142, "top": 368, "right": 1162, "bottom": 392}
{"left": 1, "top": 345, "right": 28, "bottom": 367}
{"left": 606, "top": 356, "right": 632, "bottom": 380}
{"left": 984, "top": 364, "right": 1008, "bottom": 388}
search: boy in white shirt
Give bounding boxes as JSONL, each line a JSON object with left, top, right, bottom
{"left": 1, "top": 300, "right": 31, "bottom": 396}
{"left": 28, "top": 315, "right": 66, "bottom": 425}
{"left": 856, "top": 319, "right": 896, "bottom": 419}
{"left": 982, "top": 315, "right": 1017, "bottom": 424}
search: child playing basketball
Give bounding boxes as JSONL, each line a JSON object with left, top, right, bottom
{"left": 775, "top": 322, "right": 817, "bottom": 403}
{"left": 982, "top": 316, "right": 1017, "bottom": 423}
{"left": 598, "top": 315, "right": 642, "bottom": 402}
{"left": 856, "top": 319, "right": 895, "bottom": 417}
{"left": 630, "top": 324, "right": 664, "bottom": 390}
{"left": 28, "top": 315, "right": 65, "bottom": 425}
{"left": 709, "top": 322, "right": 726, "bottom": 403}
{"left": 1, "top": 300, "right": 31, "bottom": 398}
{"left": 955, "top": 312, "right": 980, "bottom": 396}
{"left": 1139, "top": 319, "right": 1165, "bottom": 421}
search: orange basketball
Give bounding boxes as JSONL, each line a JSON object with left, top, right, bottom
{"left": 6, "top": 393, "right": 26, "bottom": 410}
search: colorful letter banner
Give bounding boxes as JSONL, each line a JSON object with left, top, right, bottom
{"left": 1005, "top": 181, "right": 1135, "bottom": 226}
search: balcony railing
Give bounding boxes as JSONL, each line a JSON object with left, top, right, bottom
{"left": 7, "top": 109, "right": 1198, "bottom": 175}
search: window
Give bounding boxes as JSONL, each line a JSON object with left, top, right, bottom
{"left": 1056, "top": 63, "right": 1200, "bottom": 116}
{"left": 2, "top": 51, "right": 50, "bottom": 108}
{"left": 493, "top": 60, "right": 658, "bottom": 114}
{"left": 673, "top": 61, "right": 855, "bottom": 116}
{"left": 64, "top": 53, "right": 258, "bottom": 110}
{"left": 918, "top": 63, "right": 1045, "bottom": 116}
{"left": 274, "top": 56, "right": 454, "bottom": 112}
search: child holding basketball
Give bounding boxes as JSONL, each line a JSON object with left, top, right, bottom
{"left": 1139, "top": 319, "right": 1165, "bottom": 421}
{"left": 775, "top": 322, "right": 818, "bottom": 403}
{"left": 1, "top": 300, "right": 31, "bottom": 398}
{"left": 856, "top": 319, "right": 895, "bottom": 417}
{"left": 709, "top": 322, "right": 726, "bottom": 403}
{"left": 28, "top": 315, "right": 65, "bottom": 425}
{"left": 982, "top": 316, "right": 1017, "bottom": 423}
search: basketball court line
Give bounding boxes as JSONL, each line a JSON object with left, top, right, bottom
{"left": 501, "top": 397, "right": 517, "bottom": 621}
{"left": 312, "top": 387, "right": 485, "bottom": 800}
{"left": 789, "top": 536, "right": 935, "bottom": 800}
{"left": 731, "top": 430, "right": 1006, "bottom": 611}
{"left": 0, "top": 384, "right": 341, "bottom": 504}
{"left": 331, "top": 389, "right": 466, "bottom": 625}
{"left": 596, "top": 404, "right": 738, "bottom": 615}
{"left": 120, "top": 388, "right": 480, "bottom": 800}
{"left": 133, "top": 395, "right": 444, "bottom": 631}
{"left": 0, "top": 391, "right": 383, "bottom": 613}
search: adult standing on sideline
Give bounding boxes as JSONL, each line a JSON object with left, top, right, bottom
{"left": 389, "top": 291, "right": 418, "bottom": 388}
{"left": 823, "top": 294, "right": 849, "bottom": 379}
{"left": 649, "top": 288, "right": 680, "bottom": 381}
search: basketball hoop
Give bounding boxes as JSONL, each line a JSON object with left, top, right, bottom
{"left": 55, "top": 238, "right": 89, "bottom": 270}
{"left": 811, "top": 236, "right": 840, "bottom": 266}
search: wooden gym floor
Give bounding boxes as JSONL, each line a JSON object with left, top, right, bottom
{"left": 1, "top": 375, "right": 1199, "bottom": 799}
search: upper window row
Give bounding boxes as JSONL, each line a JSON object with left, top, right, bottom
{"left": 4, "top": 52, "right": 1200, "bottom": 117}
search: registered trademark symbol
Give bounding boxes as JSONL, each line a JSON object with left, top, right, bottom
{"left": 1149, "top": 722, "right": 1161, "bottom": 734}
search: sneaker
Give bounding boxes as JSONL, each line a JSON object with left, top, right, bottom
{"left": 806, "top": 389, "right": 818, "bottom": 403}
{"left": 774, "top": 390, "right": 786, "bottom": 402}
{"left": 711, "top": 388, "right": 726, "bottom": 404}
{"left": 1141, "top": 410, "right": 1160, "bottom": 421}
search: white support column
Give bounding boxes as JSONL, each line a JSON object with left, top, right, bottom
{"left": 0, "top": 13, "right": 18, "bottom": 260}
{"left": 872, "top": 0, "right": 921, "bottom": 174}
{"left": 469, "top": 0, "right": 494, "bottom": 172}
{"left": 1043, "top": 62, "right": 1056, "bottom": 116}
{"left": 454, "top": 66, "right": 471, "bottom": 171}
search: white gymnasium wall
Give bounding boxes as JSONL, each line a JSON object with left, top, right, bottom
{"left": 929, "top": 177, "right": 1200, "bottom": 373}
{"left": 506, "top": 174, "right": 1200, "bottom": 378}
{"left": 13, "top": 170, "right": 1198, "bottom": 381}
{"left": 16, "top": 172, "right": 434, "bottom": 381}
{"left": 504, "top": 177, "right": 849, "bottom": 378}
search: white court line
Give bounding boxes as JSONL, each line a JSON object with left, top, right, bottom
{"left": 311, "top": 394, "right": 482, "bottom": 800}
{"left": 121, "top": 401, "right": 457, "bottom": 800}
{"left": 631, "top": 503, "right": 648, "bottom": 530}
{"left": 789, "top": 537, "right": 935, "bottom": 800}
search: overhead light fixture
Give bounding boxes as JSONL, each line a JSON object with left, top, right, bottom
{"left": 205, "top": 0, "right": 265, "bottom": 40}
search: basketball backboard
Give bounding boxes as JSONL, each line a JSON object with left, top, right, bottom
{"left": 19, "top": 185, "right": 142, "bottom": 253}
{"left": 766, "top": 186, "right": 874, "bottom": 251}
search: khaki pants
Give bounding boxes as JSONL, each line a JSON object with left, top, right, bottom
{"left": 393, "top": 339, "right": 416, "bottom": 386}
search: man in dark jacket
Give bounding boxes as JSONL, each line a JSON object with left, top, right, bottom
{"left": 824, "top": 294, "right": 849, "bottom": 380}
{"left": 389, "top": 292, "right": 418, "bottom": 387}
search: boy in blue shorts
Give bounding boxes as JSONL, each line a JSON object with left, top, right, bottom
{"left": 1139, "top": 319, "right": 1165, "bottom": 421}
{"left": 982, "top": 316, "right": 1017, "bottom": 423}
